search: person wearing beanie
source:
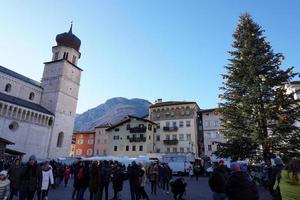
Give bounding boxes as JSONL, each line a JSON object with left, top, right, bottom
{"left": 225, "top": 162, "right": 259, "bottom": 200}
{"left": 0, "top": 170, "right": 10, "bottom": 200}
{"left": 19, "top": 155, "right": 42, "bottom": 200}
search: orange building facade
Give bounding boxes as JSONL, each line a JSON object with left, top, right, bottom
{"left": 72, "top": 131, "right": 95, "bottom": 157}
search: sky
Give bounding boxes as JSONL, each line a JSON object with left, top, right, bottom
{"left": 0, "top": 1, "right": 299, "bottom": 114}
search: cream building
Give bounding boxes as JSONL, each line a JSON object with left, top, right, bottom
{"left": 149, "top": 100, "right": 201, "bottom": 155}
{"left": 94, "top": 124, "right": 111, "bottom": 156}
{"left": 201, "top": 108, "right": 226, "bottom": 157}
{"left": 106, "top": 115, "right": 156, "bottom": 157}
{"left": 0, "top": 25, "right": 82, "bottom": 159}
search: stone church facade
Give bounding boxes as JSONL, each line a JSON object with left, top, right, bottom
{"left": 0, "top": 25, "right": 82, "bottom": 160}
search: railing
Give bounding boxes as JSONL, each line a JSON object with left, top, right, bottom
{"left": 163, "top": 139, "right": 179, "bottom": 145}
{"left": 163, "top": 126, "right": 178, "bottom": 132}
{"left": 128, "top": 137, "right": 147, "bottom": 142}
{"left": 129, "top": 127, "right": 147, "bottom": 133}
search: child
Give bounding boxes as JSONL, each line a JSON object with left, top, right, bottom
{"left": 0, "top": 170, "right": 10, "bottom": 200}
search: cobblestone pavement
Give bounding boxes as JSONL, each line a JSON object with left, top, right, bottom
{"left": 42, "top": 177, "right": 271, "bottom": 200}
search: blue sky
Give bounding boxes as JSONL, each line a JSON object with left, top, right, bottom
{"left": 0, "top": 1, "right": 299, "bottom": 113}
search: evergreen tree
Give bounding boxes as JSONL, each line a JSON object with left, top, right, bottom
{"left": 216, "top": 13, "right": 300, "bottom": 160}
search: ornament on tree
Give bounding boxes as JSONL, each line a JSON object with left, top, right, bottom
{"left": 279, "top": 114, "right": 288, "bottom": 123}
{"left": 231, "top": 93, "right": 239, "bottom": 99}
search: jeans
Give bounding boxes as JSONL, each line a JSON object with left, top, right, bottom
{"left": 213, "top": 192, "right": 228, "bottom": 200}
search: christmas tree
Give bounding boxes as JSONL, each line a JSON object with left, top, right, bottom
{"left": 216, "top": 13, "right": 300, "bottom": 160}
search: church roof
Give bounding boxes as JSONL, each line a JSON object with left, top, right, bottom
{"left": 0, "top": 65, "right": 41, "bottom": 88}
{"left": 0, "top": 92, "right": 54, "bottom": 116}
{"left": 56, "top": 24, "right": 81, "bottom": 51}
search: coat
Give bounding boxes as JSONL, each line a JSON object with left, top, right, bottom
{"left": 112, "top": 170, "right": 124, "bottom": 191}
{"left": 209, "top": 169, "right": 227, "bottom": 193}
{"left": 8, "top": 164, "right": 21, "bottom": 189}
{"left": 225, "top": 171, "right": 259, "bottom": 200}
{"left": 0, "top": 179, "right": 10, "bottom": 200}
{"left": 19, "top": 163, "right": 42, "bottom": 192}
{"left": 41, "top": 167, "right": 54, "bottom": 190}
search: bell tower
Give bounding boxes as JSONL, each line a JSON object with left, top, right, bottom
{"left": 41, "top": 24, "right": 83, "bottom": 158}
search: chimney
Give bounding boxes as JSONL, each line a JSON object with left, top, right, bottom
{"left": 155, "top": 98, "right": 162, "bottom": 103}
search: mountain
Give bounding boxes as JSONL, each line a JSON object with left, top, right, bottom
{"left": 74, "top": 97, "right": 151, "bottom": 131}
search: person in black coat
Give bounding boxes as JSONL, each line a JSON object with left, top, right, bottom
{"left": 225, "top": 163, "right": 259, "bottom": 200}
{"left": 128, "top": 162, "right": 140, "bottom": 200}
{"left": 112, "top": 165, "right": 124, "bottom": 200}
{"left": 208, "top": 163, "right": 228, "bottom": 200}
{"left": 161, "top": 164, "right": 172, "bottom": 193}
{"left": 99, "top": 161, "right": 111, "bottom": 200}
{"left": 8, "top": 158, "right": 21, "bottom": 200}
{"left": 19, "top": 155, "right": 42, "bottom": 200}
{"left": 170, "top": 177, "right": 187, "bottom": 200}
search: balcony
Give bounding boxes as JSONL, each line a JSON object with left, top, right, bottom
{"left": 129, "top": 127, "right": 147, "bottom": 133}
{"left": 128, "top": 137, "right": 146, "bottom": 142}
{"left": 163, "top": 139, "right": 179, "bottom": 145}
{"left": 163, "top": 126, "right": 178, "bottom": 132}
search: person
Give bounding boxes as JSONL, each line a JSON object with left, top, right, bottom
{"left": 77, "top": 162, "right": 90, "bottom": 200}
{"left": 19, "top": 155, "right": 42, "bottom": 200}
{"left": 225, "top": 162, "right": 259, "bottom": 200}
{"left": 89, "top": 162, "right": 99, "bottom": 200}
{"left": 188, "top": 166, "right": 194, "bottom": 180}
{"left": 193, "top": 163, "right": 201, "bottom": 181}
{"left": 149, "top": 163, "right": 159, "bottom": 195}
{"left": 64, "top": 166, "right": 71, "bottom": 187}
{"left": 161, "top": 164, "right": 172, "bottom": 193}
{"left": 72, "top": 162, "right": 84, "bottom": 200}
{"left": 170, "top": 177, "right": 187, "bottom": 200}
{"left": 8, "top": 158, "right": 21, "bottom": 200}
{"left": 270, "top": 157, "right": 284, "bottom": 200}
{"left": 137, "top": 164, "right": 149, "bottom": 200}
{"left": 99, "top": 161, "right": 111, "bottom": 200}
{"left": 208, "top": 162, "right": 228, "bottom": 200}
{"left": 0, "top": 170, "right": 10, "bottom": 200}
{"left": 112, "top": 164, "right": 124, "bottom": 200}
{"left": 128, "top": 162, "right": 140, "bottom": 200}
{"left": 218, "top": 160, "right": 230, "bottom": 179}
{"left": 38, "top": 161, "right": 54, "bottom": 200}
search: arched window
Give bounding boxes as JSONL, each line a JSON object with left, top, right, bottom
{"left": 57, "top": 132, "right": 64, "bottom": 147}
{"left": 5, "top": 84, "right": 11, "bottom": 92}
{"left": 29, "top": 92, "right": 35, "bottom": 100}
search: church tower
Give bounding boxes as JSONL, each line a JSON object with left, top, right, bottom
{"left": 41, "top": 24, "right": 82, "bottom": 158}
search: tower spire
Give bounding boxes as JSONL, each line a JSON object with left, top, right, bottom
{"left": 69, "top": 21, "right": 73, "bottom": 33}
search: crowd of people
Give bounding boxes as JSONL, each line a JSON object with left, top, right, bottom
{"left": 1, "top": 154, "right": 297, "bottom": 200}
{"left": 70, "top": 160, "right": 186, "bottom": 200}
{"left": 0, "top": 155, "right": 188, "bottom": 200}
{"left": 208, "top": 157, "right": 298, "bottom": 200}
{"left": 0, "top": 155, "right": 69, "bottom": 200}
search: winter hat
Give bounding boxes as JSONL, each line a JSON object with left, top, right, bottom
{"left": 274, "top": 157, "right": 284, "bottom": 166}
{"left": 29, "top": 155, "right": 37, "bottom": 161}
{"left": 240, "top": 162, "right": 248, "bottom": 172}
{"left": 0, "top": 170, "right": 8, "bottom": 177}
{"left": 230, "top": 162, "right": 240, "bottom": 172}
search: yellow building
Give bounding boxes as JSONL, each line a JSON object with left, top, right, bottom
{"left": 149, "top": 99, "right": 201, "bottom": 156}
{"left": 106, "top": 115, "right": 157, "bottom": 157}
